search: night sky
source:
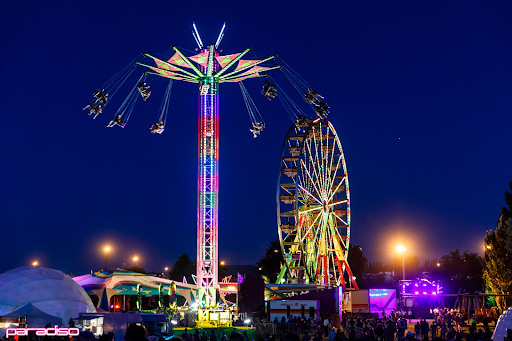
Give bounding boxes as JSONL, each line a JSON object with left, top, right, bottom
{"left": 1, "top": 2, "right": 511, "bottom": 275}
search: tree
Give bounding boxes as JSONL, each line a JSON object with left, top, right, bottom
{"left": 501, "top": 181, "right": 512, "bottom": 222}
{"left": 169, "top": 253, "right": 196, "bottom": 283}
{"left": 483, "top": 182, "right": 512, "bottom": 313}
{"left": 256, "top": 240, "right": 283, "bottom": 283}
{"left": 436, "top": 250, "right": 483, "bottom": 293}
{"left": 125, "top": 266, "right": 146, "bottom": 274}
{"left": 347, "top": 245, "right": 367, "bottom": 280}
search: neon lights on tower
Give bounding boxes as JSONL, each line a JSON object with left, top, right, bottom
{"left": 197, "top": 45, "right": 220, "bottom": 300}
{"left": 136, "top": 24, "right": 278, "bottom": 306}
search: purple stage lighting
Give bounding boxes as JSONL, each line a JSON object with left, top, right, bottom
{"left": 401, "top": 279, "right": 440, "bottom": 296}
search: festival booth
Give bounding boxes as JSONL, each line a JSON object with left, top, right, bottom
{"left": 73, "top": 269, "right": 198, "bottom": 311}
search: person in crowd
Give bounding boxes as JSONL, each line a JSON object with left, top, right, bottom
{"left": 125, "top": 324, "right": 147, "bottom": 341}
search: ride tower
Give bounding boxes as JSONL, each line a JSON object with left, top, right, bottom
{"left": 197, "top": 45, "right": 220, "bottom": 306}
{"left": 135, "top": 24, "right": 279, "bottom": 310}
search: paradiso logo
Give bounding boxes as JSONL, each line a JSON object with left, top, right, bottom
{"left": 6, "top": 326, "right": 80, "bottom": 337}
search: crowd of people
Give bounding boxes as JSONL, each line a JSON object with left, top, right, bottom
{"left": 261, "top": 309, "right": 495, "bottom": 341}
{"left": 0, "top": 308, "right": 497, "bottom": 341}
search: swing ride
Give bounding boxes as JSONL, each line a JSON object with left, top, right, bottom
{"left": 83, "top": 23, "right": 357, "bottom": 313}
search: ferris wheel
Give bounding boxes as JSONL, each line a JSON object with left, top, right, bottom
{"left": 277, "top": 118, "right": 358, "bottom": 289}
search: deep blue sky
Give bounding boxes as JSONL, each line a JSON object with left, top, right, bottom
{"left": 1, "top": 1, "right": 511, "bottom": 275}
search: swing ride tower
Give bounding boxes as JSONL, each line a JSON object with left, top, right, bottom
{"left": 135, "top": 24, "right": 279, "bottom": 307}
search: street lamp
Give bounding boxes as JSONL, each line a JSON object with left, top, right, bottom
{"left": 133, "top": 256, "right": 138, "bottom": 266}
{"left": 165, "top": 267, "right": 169, "bottom": 271}
{"left": 220, "top": 261, "right": 225, "bottom": 266}
{"left": 32, "top": 261, "right": 38, "bottom": 266}
{"left": 104, "top": 247, "right": 110, "bottom": 270}
{"left": 396, "top": 245, "right": 406, "bottom": 281}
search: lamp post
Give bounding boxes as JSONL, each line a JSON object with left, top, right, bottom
{"left": 104, "top": 247, "right": 110, "bottom": 270}
{"left": 32, "top": 261, "right": 38, "bottom": 266}
{"left": 396, "top": 245, "right": 406, "bottom": 280}
{"left": 133, "top": 256, "right": 139, "bottom": 266}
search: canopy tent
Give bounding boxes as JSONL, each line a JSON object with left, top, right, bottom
{"left": 73, "top": 269, "right": 198, "bottom": 310}
{"left": 4, "top": 303, "right": 62, "bottom": 327}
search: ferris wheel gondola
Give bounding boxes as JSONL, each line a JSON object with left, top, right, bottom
{"left": 277, "top": 118, "right": 358, "bottom": 289}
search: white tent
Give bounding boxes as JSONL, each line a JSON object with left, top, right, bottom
{"left": 493, "top": 306, "right": 512, "bottom": 341}
{"left": 0, "top": 266, "right": 96, "bottom": 325}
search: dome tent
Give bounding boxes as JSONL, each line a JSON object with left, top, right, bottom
{"left": 493, "top": 306, "right": 512, "bottom": 341}
{"left": 0, "top": 266, "right": 96, "bottom": 326}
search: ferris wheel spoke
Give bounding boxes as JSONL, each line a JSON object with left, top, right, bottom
{"left": 333, "top": 212, "right": 349, "bottom": 226}
{"left": 310, "top": 132, "right": 326, "bottom": 190}
{"left": 326, "top": 141, "right": 338, "bottom": 190}
{"left": 304, "top": 139, "right": 323, "bottom": 191}
{"left": 317, "top": 130, "right": 329, "bottom": 191}
{"left": 300, "top": 211, "right": 323, "bottom": 243}
{"left": 321, "top": 127, "right": 331, "bottom": 189}
{"left": 298, "top": 187, "right": 322, "bottom": 207}
{"left": 327, "top": 153, "right": 343, "bottom": 195}
{"left": 298, "top": 167, "right": 317, "bottom": 203}
{"left": 300, "top": 205, "right": 323, "bottom": 215}
{"left": 328, "top": 176, "right": 346, "bottom": 202}
{"left": 300, "top": 160, "right": 322, "bottom": 200}
{"left": 327, "top": 199, "right": 348, "bottom": 208}
{"left": 322, "top": 126, "right": 332, "bottom": 190}
{"left": 298, "top": 170, "right": 322, "bottom": 202}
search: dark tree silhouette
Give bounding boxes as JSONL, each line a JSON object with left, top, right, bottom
{"left": 347, "top": 244, "right": 367, "bottom": 280}
{"left": 125, "top": 266, "right": 146, "bottom": 274}
{"left": 256, "top": 240, "right": 283, "bottom": 283}
{"left": 169, "top": 253, "right": 196, "bottom": 283}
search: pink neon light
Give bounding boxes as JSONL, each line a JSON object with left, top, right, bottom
{"left": 7, "top": 327, "right": 80, "bottom": 337}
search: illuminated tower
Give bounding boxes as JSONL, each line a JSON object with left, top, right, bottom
{"left": 137, "top": 24, "right": 278, "bottom": 306}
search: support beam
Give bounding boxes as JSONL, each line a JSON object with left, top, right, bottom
{"left": 172, "top": 46, "right": 205, "bottom": 78}
{"left": 214, "top": 47, "right": 251, "bottom": 78}
{"left": 218, "top": 55, "right": 276, "bottom": 80}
